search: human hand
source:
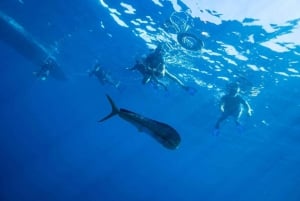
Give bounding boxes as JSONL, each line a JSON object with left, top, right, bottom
{"left": 247, "top": 109, "right": 253, "bottom": 117}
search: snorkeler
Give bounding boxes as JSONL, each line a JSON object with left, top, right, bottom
{"left": 214, "top": 82, "right": 253, "bottom": 135}
{"left": 88, "top": 63, "right": 120, "bottom": 89}
{"left": 130, "top": 44, "right": 194, "bottom": 92}
{"left": 130, "top": 46, "right": 169, "bottom": 91}
{"left": 33, "top": 57, "right": 54, "bottom": 81}
{"left": 130, "top": 60, "right": 168, "bottom": 90}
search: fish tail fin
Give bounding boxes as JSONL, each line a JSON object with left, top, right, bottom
{"left": 98, "top": 95, "right": 119, "bottom": 122}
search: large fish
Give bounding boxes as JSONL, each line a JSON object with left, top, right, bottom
{"left": 0, "top": 11, "right": 67, "bottom": 80}
{"left": 99, "top": 95, "right": 181, "bottom": 150}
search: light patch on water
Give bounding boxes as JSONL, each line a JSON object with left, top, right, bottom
{"left": 174, "top": 2, "right": 221, "bottom": 24}
{"left": 99, "top": 0, "right": 129, "bottom": 28}
{"left": 145, "top": 16, "right": 156, "bottom": 26}
{"left": 201, "top": 55, "right": 210, "bottom": 61}
{"left": 259, "top": 55, "right": 269, "bottom": 60}
{"left": 247, "top": 34, "right": 255, "bottom": 43}
{"left": 167, "top": 0, "right": 182, "bottom": 12}
{"left": 180, "top": 0, "right": 299, "bottom": 24}
{"left": 215, "top": 67, "right": 222, "bottom": 72}
{"left": 223, "top": 57, "right": 237, "bottom": 66}
{"left": 237, "top": 54, "right": 248, "bottom": 61}
{"left": 146, "top": 25, "right": 156, "bottom": 32}
{"left": 18, "top": 0, "right": 24, "bottom": 4}
{"left": 218, "top": 76, "right": 229, "bottom": 81}
{"left": 130, "top": 20, "right": 140, "bottom": 26}
{"left": 200, "top": 70, "right": 211, "bottom": 75}
{"left": 201, "top": 32, "right": 210, "bottom": 37}
{"left": 156, "top": 34, "right": 169, "bottom": 42}
{"left": 200, "top": 70, "right": 212, "bottom": 75}
{"left": 133, "top": 28, "right": 152, "bottom": 43}
{"left": 247, "top": 64, "right": 260, "bottom": 71}
{"left": 222, "top": 44, "right": 248, "bottom": 61}
{"left": 120, "top": 2, "right": 136, "bottom": 14}
{"left": 207, "top": 83, "right": 214, "bottom": 89}
{"left": 202, "top": 56, "right": 215, "bottom": 64}
{"left": 260, "top": 41, "right": 289, "bottom": 52}
{"left": 227, "top": 69, "right": 233, "bottom": 74}
{"left": 177, "top": 0, "right": 300, "bottom": 46}
{"left": 146, "top": 16, "right": 154, "bottom": 21}
{"left": 108, "top": 8, "right": 121, "bottom": 15}
{"left": 275, "top": 71, "right": 289, "bottom": 77}
{"left": 168, "top": 33, "right": 178, "bottom": 41}
{"left": 194, "top": 79, "right": 208, "bottom": 87}
{"left": 148, "top": 43, "right": 159, "bottom": 49}
{"left": 273, "top": 28, "right": 300, "bottom": 47}
{"left": 222, "top": 44, "right": 237, "bottom": 55}
{"left": 189, "top": 67, "right": 200, "bottom": 72}
{"left": 259, "top": 67, "right": 268, "bottom": 72}
{"left": 196, "top": 11, "right": 222, "bottom": 25}
{"left": 99, "top": 0, "right": 109, "bottom": 8}
{"left": 290, "top": 61, "right": 299, "bottom": 64}
{"left": 203, "top": 49, "right": 222, "bottom": 57}
{"left": 136, "top": 18, "right": 148, "bottom": 24}
{"left": 110, "top": 13, "right": 129, "bottom": 28}
{"left": 151, "top": 0, "right": 163, "bottom": 7}
{"left": 287, "top": 68, "right": 299, "bottom": 73}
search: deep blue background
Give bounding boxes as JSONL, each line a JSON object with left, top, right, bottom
{"left": 1, "top": 1, "right": 300, "bottom": 201}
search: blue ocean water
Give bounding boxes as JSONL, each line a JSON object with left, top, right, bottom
{"left": 0, "top": 0, "right": 300, "bottom": 201}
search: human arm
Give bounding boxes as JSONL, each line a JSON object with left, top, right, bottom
{"left": 219, "top": 96, "right": 225, "bottom": 112}
{"left": 241, "top": 98, "right": 253, "bottom": 116}
{"left": 164, "top": 70, "right": 185, "bottom": 87}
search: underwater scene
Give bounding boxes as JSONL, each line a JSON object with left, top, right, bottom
{"left": 0, "top": 0, "right": 299, "bottom": 201}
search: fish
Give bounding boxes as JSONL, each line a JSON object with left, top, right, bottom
{"left": 99, "top": 95, "right": 181, "bottom": 150}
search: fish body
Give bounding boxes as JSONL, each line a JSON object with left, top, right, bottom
{"left": 99, "top": 95, "right": 181, "bottom": 150}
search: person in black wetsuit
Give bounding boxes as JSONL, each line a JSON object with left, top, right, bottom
{"left": 130, "top": 45, "right": 194, "bottom": 92}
